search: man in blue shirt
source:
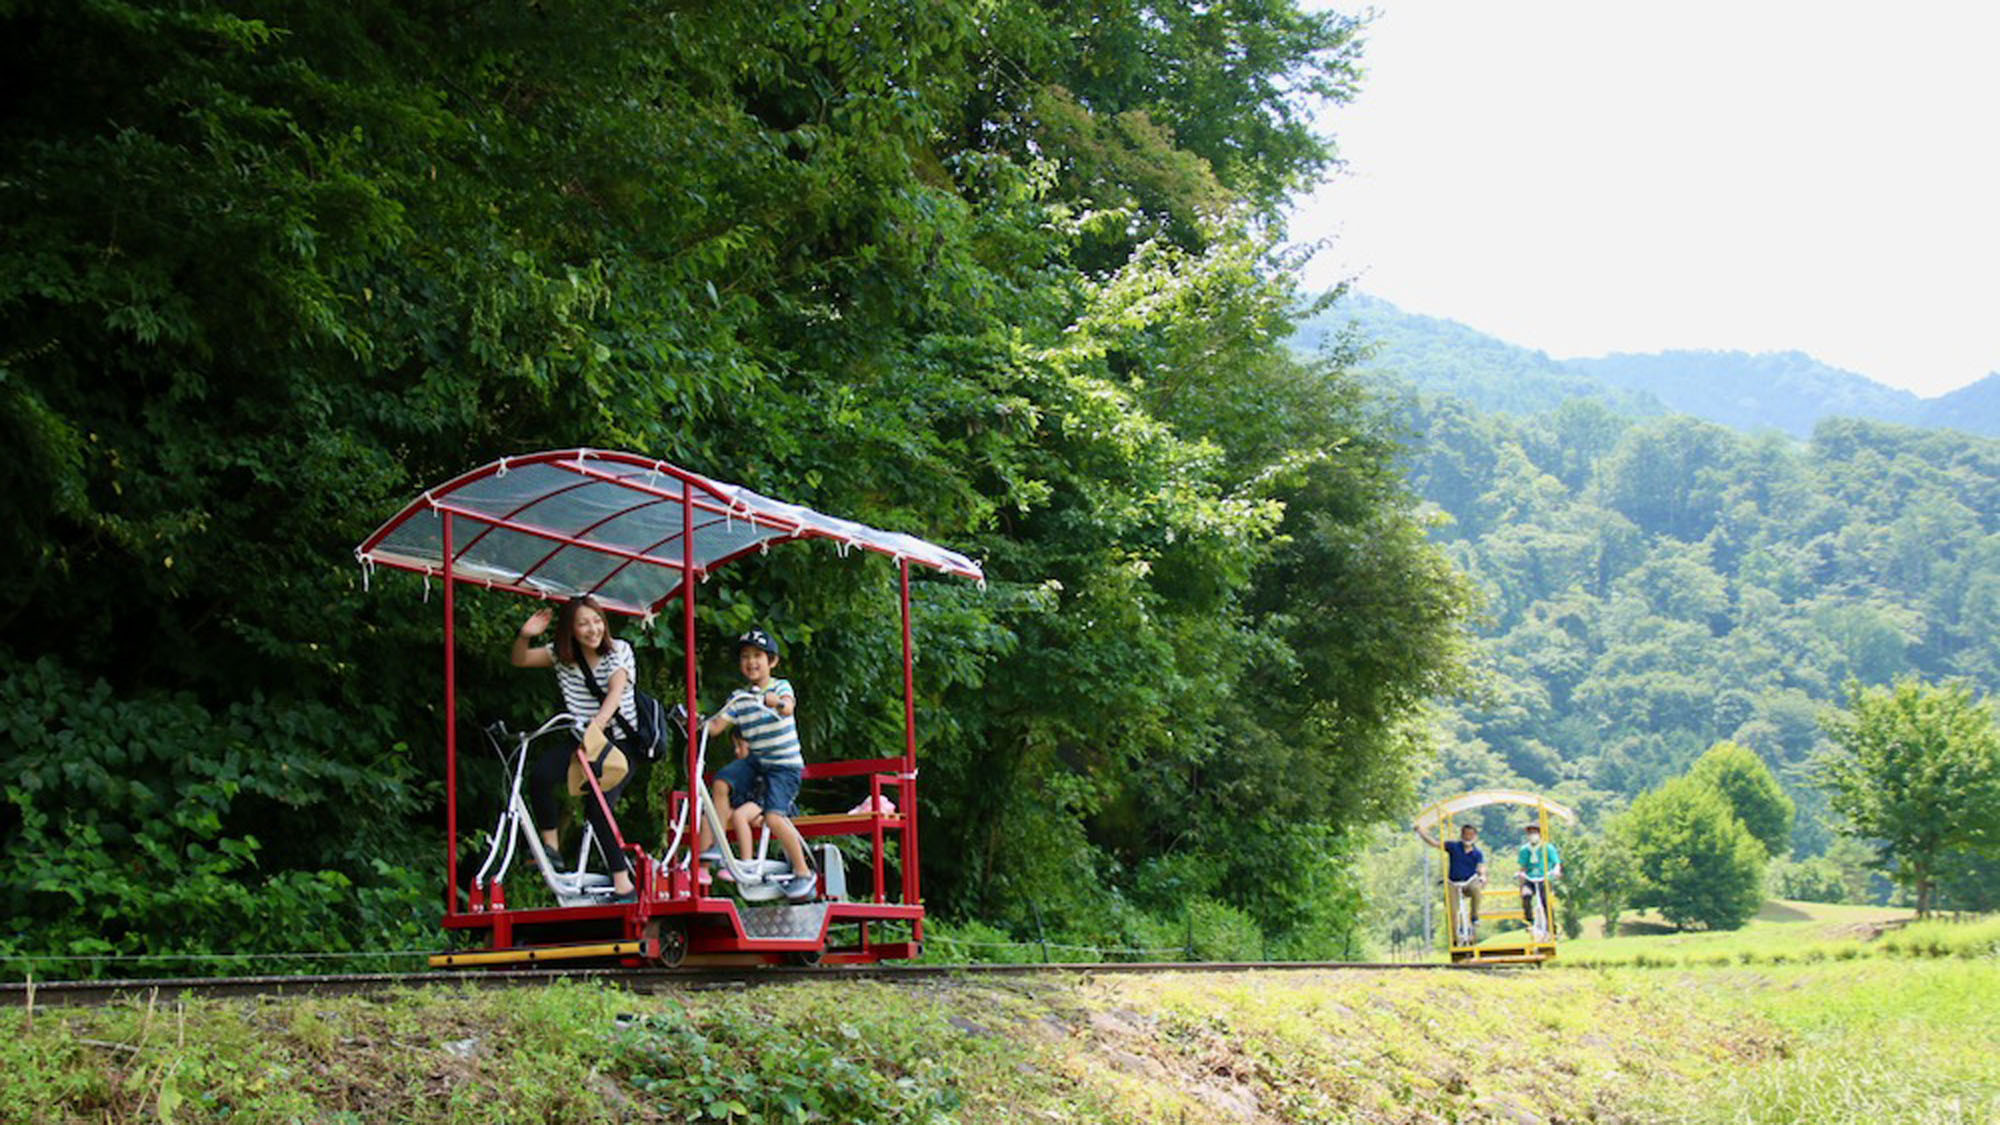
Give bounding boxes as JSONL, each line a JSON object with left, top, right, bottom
{"left": 1416, "top": 822, "right": 1487, "bottom": 944}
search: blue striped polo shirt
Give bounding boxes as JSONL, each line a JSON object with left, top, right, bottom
{"left": 721, "top": 679, "right": 802, "bottom": 768}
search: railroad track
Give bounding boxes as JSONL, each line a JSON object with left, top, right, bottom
{"left": 2, "top": 959, "right": 1465, "bottom": 1009}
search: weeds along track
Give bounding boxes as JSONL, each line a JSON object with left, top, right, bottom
{"left": 2, "top": 960, "right": 1470, "bottom": 1009}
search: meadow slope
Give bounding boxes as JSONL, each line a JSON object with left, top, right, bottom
{"left": 5, "top": 959, "right": 1994, "bottom": 1124}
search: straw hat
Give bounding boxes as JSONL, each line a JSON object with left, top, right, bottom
{"left": 567, "top": 726, "right": 631, "bottom": 795}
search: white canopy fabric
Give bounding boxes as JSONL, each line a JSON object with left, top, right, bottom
{"left": 355, "top": 449, "right": 985, "bottom": 615}
{"left": 1412, "top": 789, "right": 1579, "bottom": 833}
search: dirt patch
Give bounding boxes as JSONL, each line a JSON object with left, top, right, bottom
{"left": 1609, "top": 918, "right": 1681, "bottom": 936}
{"left": 1822, "top": 920, "right": 1901, "bottom": 942}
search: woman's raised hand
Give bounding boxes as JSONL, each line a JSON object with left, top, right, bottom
{"left": 520, "top": 608, "right": 553, "bottom": 637}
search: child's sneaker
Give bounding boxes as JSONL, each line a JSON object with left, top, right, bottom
{"left": 783, "top": 872, "right": 817, "bottom": 902}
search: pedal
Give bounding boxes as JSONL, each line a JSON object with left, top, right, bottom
{"left": 738, "top": 858, "right": 793, "bottom": 883}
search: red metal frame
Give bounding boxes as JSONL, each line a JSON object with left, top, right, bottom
{"left": 369, "top": 451, "right": 981, "bottom": 964}
{"left": 357, "top": 450, "right": 983, "bottom": 617}
{"left": 443, "top": 512, "right": 459, "bottom": 915}
{"left": 900, "top": 559, "right": 921, "bottom": 928}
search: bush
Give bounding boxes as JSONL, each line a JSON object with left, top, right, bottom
{"left": 1689, "top": 741, "right": 1795, "bottom": 856}
{"left": 1767, "top": 856, "right": 1853, "bottom": 904}
{"left": 915, "top": 919, "right": 1041, "bottom": 964}
{"left": 615, "top": 1003, "right": 961, "bottom": 1123}
{"left": 1878, "top": 915, "right": 2000, "bottom": 959}
{"left": 1185, "top": 898, "right": 1266, "bottom": 962}
{"left": 1608, "top": 774, "right": 1766, "bottom": 930}
{"left": 0, "top": 659, "right": 432, "bottom": 977}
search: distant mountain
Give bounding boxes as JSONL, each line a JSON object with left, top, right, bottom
{"left": 1295, "top": 293, "right": 1668, "bottom": 418}
{"left": 1296, "top": 294, "right": 2000, "bottom": 438}
{"left": 1927, "top": 374, "right": 2000, "bottom": 433}
{"left": 1568, "top": 351, "right": 1951, "bottom": 437}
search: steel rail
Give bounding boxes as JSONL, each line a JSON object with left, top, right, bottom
{"left": 1, "top": 960, "right": 1475, "bottom": 1009}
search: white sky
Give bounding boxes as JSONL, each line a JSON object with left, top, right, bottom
{"left": 1289, "top": 0, "right": 2000, "bottom": 397}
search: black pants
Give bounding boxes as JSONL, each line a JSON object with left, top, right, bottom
{"left": 530, "top": 743, "right": 632, "bottom": 874}
{"left": 1520, "top": 879, "right": 1552, "bottom": 931}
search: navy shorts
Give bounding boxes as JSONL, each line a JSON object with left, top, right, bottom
{"left": 714, "top": 756, "right": 804, "bottom": 818}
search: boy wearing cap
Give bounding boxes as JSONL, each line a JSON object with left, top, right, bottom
{"left": 1517, "top": 822, "right": 1562, "bottom": 941}
{"left": 700, "top": 629, "right": 816, "bottom": 901}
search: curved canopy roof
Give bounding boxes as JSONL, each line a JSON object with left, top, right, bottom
{"left": 1413, "top": 789, "right": 1579, "bottom": 833}
{"left": 355, "top": 449, "right": 984, "bottom": 616}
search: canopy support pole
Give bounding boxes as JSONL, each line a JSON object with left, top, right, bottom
{"left": 682, "top": 486, "right": 701, "bottom": 904}
{"left": 442, "top": 510, "right": 459, "bottom": 918}
{"left": 899, "top": 559, "right": 920, "bottom": 927}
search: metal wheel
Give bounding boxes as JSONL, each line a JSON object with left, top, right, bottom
{"left": 785, "top": 949, "right": 823, "bottom": 968}
{"left": 647, "top": 921, "right": 688, "bottom": 968}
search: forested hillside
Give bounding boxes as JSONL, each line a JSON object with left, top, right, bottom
{"left": 0, "top": 1, "right": 1479, "bottom": 970}
{"left": 1293, "top": 293, "right": 1669, "bottom": 418}
{"left": 1400, "top": 399, "right": 2000, "bottom": 859}
{"left": 1298, "top": 294, "right": 2000, "bottom": 437}
{"left": 1571, "top": 353, "right": 2000, "bottom": 438}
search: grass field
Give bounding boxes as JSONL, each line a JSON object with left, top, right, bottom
{"left": 1553, "top": 898, "right": 1922, "bottom": 966}
{"left": 4, "top": 956, "right": 1994, "bottom": 1123}
{"left": 1628, "top": 960, "right": 2000, "bottom": 1125}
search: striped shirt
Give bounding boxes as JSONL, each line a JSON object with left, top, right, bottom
{"left": 720, "top": 679, "right": 802, "bottom": 768}
{"left": 553, "top": 638, "right": 639, "bottom": 731}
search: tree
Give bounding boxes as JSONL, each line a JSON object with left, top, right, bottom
{"left": 1934, "top": 848, "right": 2000, "bottom": 914}
{"left": 1552, "top": 831, "right": 1626, "bottom": 938}
{"left": 1607, "top": 775, "right": 1766, "bottom": 930}
{"left": 1765, "top": 856, "right": 1850, "bottom": 904}
{"left": 0, "top": 0, "right": 1471, "bottom": 969}
{"left": 1817, "top": 679, "right": 2000, "bottom": 916}
{"left": 1687, "top": 741, "right": 1794, "bottom": 857}
{"left": 1593, "top": 416, "right": 1734, "bottom": 541}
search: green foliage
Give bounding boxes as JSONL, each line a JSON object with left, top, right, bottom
{"left": 1877, "top": 914, "right": 2000, "bottom": 959}
{"left": 1369, "top": 358, "right": 2000, "bottom": 865}
{"left": 1291, "top": 294, "right": 1668, "bottom": 419}
{"left": 1689, "top": 741, "right": 1795, "bottom": 857}
{"left": 616, "top": 1004, "right": 960, "bottom": 1123}
{"left": 13, "top": 960, "right": 1999, "bottom": 1125}
{"left": 1933, "top": 849, "right": 2000, "bottom": 913}
{"left": 1631, "top": 961, "right": 2000, "bottom": 1124}
{"left": 1817, "top": 678, "right": 2000, "bottom": 916}
{"left": 1553, "top": 831, "right": 1623, "bottom": 935}
{"left": 1766, "top": 856, "right": 1854, "bottom": 905}
{"left": 1557, "top": 900, "right": 1923, "bottom": 969}
{"left": 1609, "top": 775, "right": 1767, "bottom": 930}
{"left": 0, "top": 0, "right": 1468, "bottom": 968}
{"left": 0, "top": 656, "right": 433, "bottom": 973}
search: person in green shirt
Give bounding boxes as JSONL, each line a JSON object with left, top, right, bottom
{"left": 1517, "top": 822, "right": 1563, "bottom": 941}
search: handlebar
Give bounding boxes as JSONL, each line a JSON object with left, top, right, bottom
{"left": 485, "top": 713, "right": 585, "bottom": 742}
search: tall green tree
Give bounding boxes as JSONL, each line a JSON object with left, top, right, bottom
{"left": 0, "top": 0, "right": 1467, "bottom": 969}
{"left": 1607, "top": 774, "right": 1766, "bottom": 931}
{"left": 1817, "top": 679, "right": 2000, "bottom": 916}
{"left": 1688, "top": 741, "right": 1794, "bottom": 857}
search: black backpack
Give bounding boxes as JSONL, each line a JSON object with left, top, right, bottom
{"left": 581, "top": 661, "right": 668, "bottom": 761}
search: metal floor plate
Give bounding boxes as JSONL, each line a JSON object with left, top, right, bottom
{"left": 740, "top": 902, "right": 831, "bottom": 941}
